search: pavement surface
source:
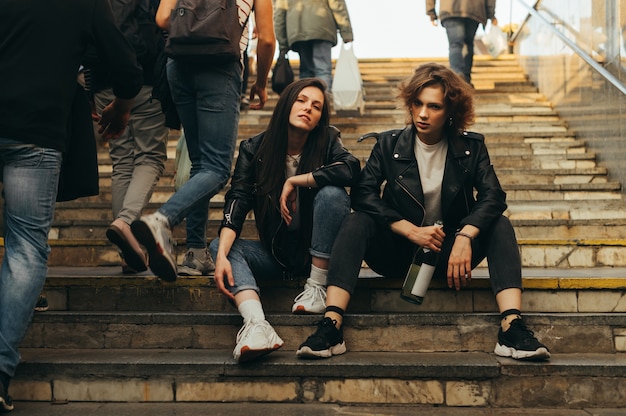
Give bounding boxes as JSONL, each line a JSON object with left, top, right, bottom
{"left": 7, "top": 402, "right": 626, "bottom": 416}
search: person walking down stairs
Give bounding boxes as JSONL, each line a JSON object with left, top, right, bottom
{"left": 0, "top": 0, "right": 143, "bottom": 412}
{"left": 84, "top": 0, "right": 169, "bottom": 274}
{"left": 210, "top": 79, "right": 360, "bottom": 362}
{"left": 297, "top": 63, "right": 551, "bottom": 362}
{"left": 131, "top": 0, "right": 276, "bottom": 281}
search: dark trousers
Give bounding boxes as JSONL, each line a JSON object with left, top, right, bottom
{"left": 327, "top": 212, "right": 523, "bottom": 295}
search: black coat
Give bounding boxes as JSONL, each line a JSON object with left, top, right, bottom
{"left": 220, "top": 126, "right": 361, "bottom": 276}
{"left": 352, "top": 126, "right": 507, "bottom": 239}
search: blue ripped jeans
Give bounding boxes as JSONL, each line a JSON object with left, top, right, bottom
{"left": 0, "top": 140, "right": 62, "bottom": 377}
{"left": 209, "top": 186, "right": 350, "bottom": 296}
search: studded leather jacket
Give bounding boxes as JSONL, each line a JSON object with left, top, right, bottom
{"left": 220, "top": 126, "right": 360, "bottom": 276}
{"left": 352, "top": 126, "right": 507, "bottom": 239}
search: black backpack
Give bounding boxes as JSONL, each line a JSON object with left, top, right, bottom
{"left": 165, "top": 0, "right": 246, "bottom": 63}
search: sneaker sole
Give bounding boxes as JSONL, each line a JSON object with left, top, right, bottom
{"left": 131, "top": 221, "right": 177, "bottom": 282}
{"left": 292, "top": 304, "right": 325, "bottom": 314}
{"left": 106, "top": 226, "right": 148, "bottom": 273}
{"left": 237, "top": 344, "right": 282, "bottom": 363}
{"left": 0, "top": 398, "right": 14, "bottom": 412}
{"left": 178, "top": 265, "right": 211, "bottom": 276}
{"left": 296, "top": 342, "right": 347, "bottom": 359}
{"left": 494, "top": 343, "right": 551, "bottom": 361}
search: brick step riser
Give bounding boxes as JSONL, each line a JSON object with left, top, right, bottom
{"left": 11, "top": 353, "right": 626, "bottom": 409}
{"left": 23, "top": 312, "right": 623, "bottom": 355}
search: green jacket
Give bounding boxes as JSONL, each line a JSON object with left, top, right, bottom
{"left": 274, "top": 0, "right": 353, "bottom": 51}
{"left": 426, "top": 0, "right": 496, "bottom": 26}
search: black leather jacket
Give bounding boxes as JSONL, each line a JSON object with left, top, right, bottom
{"left": 220, "top": 126, "right": 361, "bottom": 275}
{"left": 352, "top": 126, "right": 507, "bottom": 237}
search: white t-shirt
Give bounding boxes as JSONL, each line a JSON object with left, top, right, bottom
{"left": 414, "top": 134, "right": 447, "bottom": 226}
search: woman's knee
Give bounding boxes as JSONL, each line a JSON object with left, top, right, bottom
{"left": 313, "top": 186, "right": 350, "bottom": 213}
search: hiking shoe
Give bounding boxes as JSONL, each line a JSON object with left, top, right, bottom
{"left": 34, "top": 294, "right": 49, "bottom": 312}
{"left": 0, "top": 381, "right": 13, "bottom": 413}
{"left": 233, "top": 319, "right": 283, "bottom": 363}
{"left": 131, "top": 213, "right": 177, "bottom": 282}
{"left": 179, "top": 248, "right": 215, "bottom": 276}
{"left": 296, "top": 317, "right": 346, "bottom": 359}
{"left": 494, "top": 318, "right": 551, "bottom": 361}
{"left": 292, "top": 281, "right": 326, "bottom": 314}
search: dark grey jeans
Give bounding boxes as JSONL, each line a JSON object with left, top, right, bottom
{"left": 327, "top": 211, "right": 523, "bottom": 296}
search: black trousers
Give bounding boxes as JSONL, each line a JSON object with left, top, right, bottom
{"left": 327, "top": 211, "right": 523, "bottom": 296}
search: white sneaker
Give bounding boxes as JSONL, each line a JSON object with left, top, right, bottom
{"left": 292, "top": 281, "right": 326, "bottom": 314}
{"left": 131, "top": 213, "right": 177, "bottom": 282}
{"left": 179, "top": 248, "right": 215, "bottom": 276}
{"left": 233, "top": 319, "right": 284, "bottom": 362}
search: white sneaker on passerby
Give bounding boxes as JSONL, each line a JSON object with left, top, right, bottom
{"left": 233, "top": 319, "right": 284, "bottom": 362}
{"left": 292, "top": 281, "right": 327, "bottom": 314}
{"left": 131, "top": 213, "right": 177, "bottom": 282}
{"left": 179, "top": 248, "right": 215, "bottom": 276}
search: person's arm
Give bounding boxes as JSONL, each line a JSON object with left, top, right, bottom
{"left": 214, "top": 227, "right": 237, "bottom": 301}
{"left": 426, "top": 0, "right": 438, "bottom": 25}
{"left": 328, "top": 0, "right": 353, "bottom": 43}
{"left": 98, "top": 97, "right": 133, "bottom": 140}
{"left": 156, "top": 0, "right": 177, "bottom": 30}
{"left": 248, "top": 0, "right": 275, "bottom": 110}
{"left": 273, "top": 0, "right": 288, "bottom": 50}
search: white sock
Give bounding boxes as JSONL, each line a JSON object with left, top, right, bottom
{"left": 238, "top": 299, "right": 265, "bottom": 324}
{"left": 308, "top": 264, "right": 327, "bottom": 286}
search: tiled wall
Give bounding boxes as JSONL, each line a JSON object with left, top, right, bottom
{"left": 514, "top": 0, "right": 626, "bottom": 191}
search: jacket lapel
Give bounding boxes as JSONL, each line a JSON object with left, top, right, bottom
{"left": 442, "top": 133, "right": 472, "bottom": 216}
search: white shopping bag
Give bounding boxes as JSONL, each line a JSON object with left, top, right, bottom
{"left": 481, "top": 25, "right": 508, "bottom": 58}
{"left": 332, "top": 42, "right": 365, "bottom": 117}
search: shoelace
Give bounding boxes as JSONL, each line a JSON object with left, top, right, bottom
{"left": 294, "top": 284, "right": 326, "bottom": 302}
{"left": 236, "top": 320, "right": 266, "bottom": 342}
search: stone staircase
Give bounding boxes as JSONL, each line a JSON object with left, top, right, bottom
{"left": 8, "top": 56, "right": 626, "bottom": 411}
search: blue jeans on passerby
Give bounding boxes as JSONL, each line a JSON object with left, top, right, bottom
{"left": 161, "top": 59, "right": 241, "bottom": 249}
{"left": 295, "top": 40, "right": 334, "bottom": 90}
{"left": 0, "top": 140, "right": 62, "bottom": 377}
{"left": 209, "top": 186, "right": 350, "bottom": 295}
{"left": 442, "top": 17, "right": 480, "bottom": 83}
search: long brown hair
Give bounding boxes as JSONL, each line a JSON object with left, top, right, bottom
{"left": 398, "top": 63, "right": 475, "bottom": 136}
{"left": 254, "top": 78, "right": 331, "bottom": 221}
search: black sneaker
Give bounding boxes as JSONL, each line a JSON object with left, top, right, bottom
{"left": 296, "top": 317, "right": 346, "bottom": 359}
{"left": 494, "top": 318, "right": 551, "bottom": 361}
{"left": 34, "top": 294, "right": 49, "bottom": 312}
{"left": 0, "top": 381, "right": 14, "bottom": 413}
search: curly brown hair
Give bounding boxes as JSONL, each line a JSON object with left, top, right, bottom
{"left": 398, "top": 63, "right": 475, "bottom": 136}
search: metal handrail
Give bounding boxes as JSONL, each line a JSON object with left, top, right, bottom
{"left": 511, "top": 0, "right": 626, "bottom": 96}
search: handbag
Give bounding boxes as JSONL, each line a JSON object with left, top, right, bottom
{"left": 482, "top": 25, "right": 508, "bottom": 58}
{"left": 332, "top": 42, "right": 365, "bottom": 117}
{"left": 174, "top": 130, "right": 191, "bottom": 191}
{"left": 271, "top": 49, "right": 294, "bottom": 94}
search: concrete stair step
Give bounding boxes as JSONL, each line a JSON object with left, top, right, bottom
{"left": 11, "top": 348, "right": 626, "bottom": 408}
{"left": 24, "top": 309, "right": 626, "bottom": 353}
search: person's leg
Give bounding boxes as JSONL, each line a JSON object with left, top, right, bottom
{"left": 295, "top": 41, "right": 316, "bottom": 79}
{"left": 443, "top": 18, "right": 470, "bottom": 82}
{"left": 0, "top": 143, "right": 62, "bottom": 405}
{"left": 297, "top": 212, "right": 411, "bottom": 358}
{"left": 293, "top": 186, "right": 350, "bottom": 314}
{"left": 462, "top": 19, "right": 480, "bottom": 83}
{"left": 209, "top": 238, "right": 284, "bottom": 362}
{"left": 473, "top": 216, "right": 550, "bottom": 360}
{"left": 116, "top": 86, "right": 167, "bottom": 224}
{"left": 98, "top": 86, "right": 168, "bottom": 273}
{"left": 310, "top": 40, "right": 333, "bottom": 89}
{"left": 132, "top": 59, "right": 240, "bottom": 281}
